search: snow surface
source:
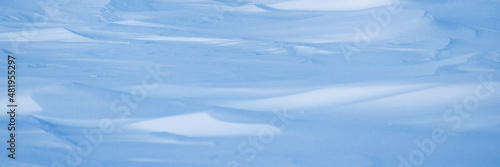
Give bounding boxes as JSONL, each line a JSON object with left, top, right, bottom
{"left": 1, "top": 0, "right": 500, "bottom": 166}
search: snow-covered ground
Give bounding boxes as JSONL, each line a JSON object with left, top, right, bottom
{"left": 1, "top": 0, "right": 500, "bottom": 166}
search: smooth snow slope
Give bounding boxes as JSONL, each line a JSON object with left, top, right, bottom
{"left": 0, "top": 0, "right": 500, "bottom": 167}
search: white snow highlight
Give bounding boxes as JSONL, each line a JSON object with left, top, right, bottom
{"left": 127, "top": 112, "right": 281, "bottom": 137}
{"left": 268, "top": 0, "right": 391, "bottom": 11}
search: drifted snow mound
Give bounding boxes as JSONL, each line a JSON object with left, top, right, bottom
{"left": 268, "top": 0, "right": 392, "bottom": 11}
{"left": 0, "top": 0, "right": 109, "bottom": 23}
{"left": 105, "top": 0, "right": 156, "bottom": 11}
{"left": 99, "top": 0, "right": 156, "bottom": 21}
{"left": 436, "top": 51, "right": 500, "bottom": 75}
{"left": 127, "top": 112, "right": 281, "bottom": 137}
{"left": 213, "top": 0, "right": 253, "bottom": 7}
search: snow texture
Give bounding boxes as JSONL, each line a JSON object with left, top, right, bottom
{"left": 0, "top": 0, "right": 499, "bottom": 166}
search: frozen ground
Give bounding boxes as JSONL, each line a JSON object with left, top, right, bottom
{"left": 0, "top": 0, "right": 500, "bottom": 166}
